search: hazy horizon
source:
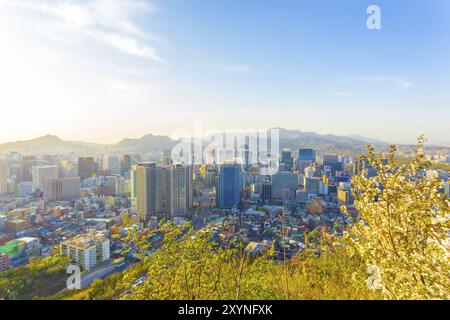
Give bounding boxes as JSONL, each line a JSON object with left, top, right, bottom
{"left": 0, "top": 128, "right": 447, "bottom": 147}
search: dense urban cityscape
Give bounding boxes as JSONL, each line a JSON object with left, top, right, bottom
{"left": 1, "top": 134, "right": 449, "bottom": 297}
{"left": 0, "top": 0, "right": 449, "bottom": 306}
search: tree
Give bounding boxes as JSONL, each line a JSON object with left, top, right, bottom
{"left": 342, "top": 136, "right": 450, "bottom": 299}
{"left": 0, "top": 254, "right": 70, "bottom": 300}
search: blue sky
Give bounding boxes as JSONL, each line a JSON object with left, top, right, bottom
{"left": 0, "top": 0, "right": 449, "bottom": 144}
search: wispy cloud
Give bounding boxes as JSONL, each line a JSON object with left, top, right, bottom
{"left": 0, "top": 0, "right": 162, "bottom": 61}
{"left": 362, "top": 76, "right": 412, "bottom": 90}
{"left": 87, "top": 30, "right": 162, "bottom": 61}
{"left": 341, "top": 76, "right": 412, "bottom": 90}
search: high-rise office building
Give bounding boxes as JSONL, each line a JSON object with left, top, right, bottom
{"left": 217, "top": 164, "right": 242, "bottom": 209}
{"left": 204, "top": 166, "right": 217, "bottom": 187}
{"left": 21, "top": 157, "right": 37, "bottom": 182}
{"left": 261, "top": 182, "right": 272, "bottom": 203}
{"left": 130, "top": 165, "right": 137, "bottom": 199}
{"left": 305, "top": 177, "right": 322, "bottom": 195}
{"left": 44, "top": 177, "right": 80, "bottom": 202}
{"left": 298, "top": 148, "right": 316, "bottom": 162}
{"left": 358, "top": 159, "right": 380, "bottom": 178}
{"left": 136, "top": 163, "right": 194, "bottom": 221}
{"left": 272, "top": 171, "right": 298, "bottom": 201}
{"left": 121, "top": 155, "right": 132, "bottom": 177}
{"left": 78, "top": 157, "right": 95, "bottom": 180}
{"left": 32, "top": 165, "right": 58, "bottom": 191}
{"left": 17, "top": 182, "right": 33, "bottom": 197}
{"left": 160, "top": 149, "right": 172, "bottom": 167}
{"left": 98, "top": 175, "right": 121, "bottom": 196}
{"left": 323, "top": 154, "right": 342, "bottom": 174}
{"left": 136, "top": 163, "right": 170, "bottom": 221}
{"left": 338, "top": 188, "right": 353, "bottom": 206}
{"left": 8, "top": 164, "right": 24, "bottom": 184}
{"left": 323, "top": 154, "right": 339, "bottom": 164}
{"left": 59, "top": 160, "right": 77, "bottom": 177}
{"left": 243, "top": 138, "right": 250, "bottom": 170}
{"left": 169, "top": 164, "right": 193, "bottom": 217}
{"left": 0, "top": 163, "right": 8, "bottom": 195}
{"left": 281, "top": 149, "right": 293, "bottom": 171}
{"left": 102, "top": 155, "right": 121, "bottom": 175}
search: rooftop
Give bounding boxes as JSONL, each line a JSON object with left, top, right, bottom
{"left": 62, "top": 233, "right": 108, "bottom": 249}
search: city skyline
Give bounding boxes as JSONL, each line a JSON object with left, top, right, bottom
{"left": 0, "top": 0, "right": 449, "bottom": 145}
{"left": 0, "top": 0, "right": 448, "bottom": 304}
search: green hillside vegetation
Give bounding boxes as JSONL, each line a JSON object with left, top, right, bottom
{"left": 0, "top": 255, "right": 69, "bottom": 300}
{"left": 50, "top": 224, "right": 381, "bottom": 300}
{"left": 342, "top": 137, "right": 449, "bottom": 299}
{"left": 396, "top": 157, "right": 450, "bottom": 171}
{"left": 428, "top": 162, "right": 450, "bottom": 171}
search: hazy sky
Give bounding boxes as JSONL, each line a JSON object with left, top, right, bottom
{"left": 0, "top": 0, "right": 449, "bottom": 145}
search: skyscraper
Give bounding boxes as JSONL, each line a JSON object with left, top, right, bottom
{"left": 322, "top": 154, "right": 339, "bottom": 164}
{"left": 59, "top": 160, "right": 77, "bottom": 177}
{"left": 32, "top": 165, "right": 58, "bottom": 191}
{"left": 271, "top": 171, "right": 298, "bottom": 201}
{"left": 298, "top": 148, "right": 316, "bottom": 162}
{"left": 44, "top": 177, "right": 80, "bottom": 202}
{"left": 305, "top": 177, "right": 322, "bottom": 195}
{"left": 8, "top": 164, "right": 24, "bottom": 184}
{"left": 21, "top": 156, "right": 37, "bottom": 182}
{"left": 281, "top": 149, "right": 293, "bottom": 171}
{"left": 130, "top": 165, "right": 137, "bottom": 199}
{"left": 261, "top": 182, "right": 272, "bottom": 203}
{"left": 160, "top": 149, "right": 172, "bottom": 167}
{"left": 78, "top": 157, "right": 95, "bottom": 180}
{"left": 322, "top": 154, "right": 342, "bottom": 174}
{"left": 169, "top": 164, "right": 193, "bottom": 217}
{"left": 136, "top": 163, "right": 170, "bottom": 222}
{"left": 98, "top": 175, "right": 121, "bottom": 196}
{"left": 121, "top": 154, "right": 132, "bottom": 177}
{"left": 217, "top": 164, "right": 242, "bottom": 209}
{"left": 102, "top": 155, "right": 121, "bottom": 175}
{"left": 0, "top": 163, "right": 8, "bottom": 195}
{"left": 17, "top": 182, "right": 33, "bottom": 197}
{"left": 136, "top": 163, "right": 194, "bottom": 221}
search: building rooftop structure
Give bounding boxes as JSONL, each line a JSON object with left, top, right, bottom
{"left": 61, "top": 233, "right": 108, "bottom": 249}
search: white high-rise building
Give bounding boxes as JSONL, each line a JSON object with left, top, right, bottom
{"left": 32, "top": 165, "right": 58, "bottom": 191}
{"left": 60, "top": 233, "right": 110, "bottom": 270}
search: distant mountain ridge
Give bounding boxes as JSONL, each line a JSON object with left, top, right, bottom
{"left": 116, "top": 134, "right": 177, "bottom": 152}
{"left": 0, "top": 135, "right": 98, "bottom": 154}
{"left": 0, "top": 130, "right": 447, "bottom": 155}
{"left": 277, "top": 129, "right": 375, "bottom": 153}
{"left": 0, "top": 133, "right": 179, "bottom": 155}
{"left": 347, "top": 134, "right": 387, "bottom": 145}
